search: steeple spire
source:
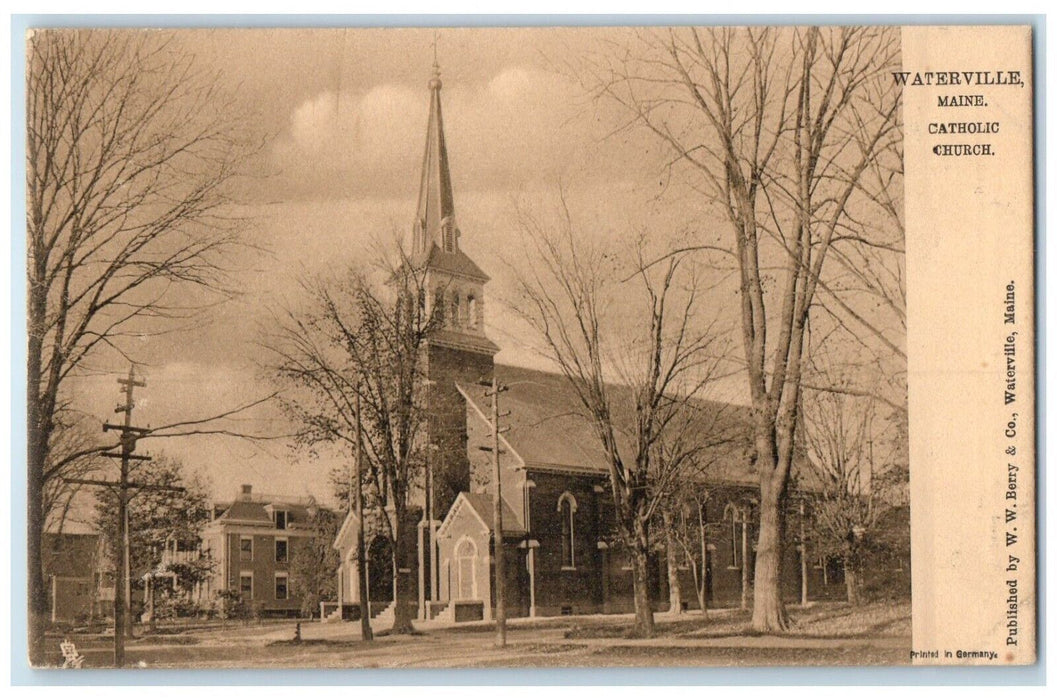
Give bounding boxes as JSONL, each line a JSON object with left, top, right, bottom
{"left": 414, "top": 59, "right": 457, "bottom": 257}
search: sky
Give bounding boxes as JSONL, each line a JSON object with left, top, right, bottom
{"left": 61, "top": 27, "right": 706, "bottom": 510}
{"left": 53, "top": 26, "right": 905, "bottom": 516}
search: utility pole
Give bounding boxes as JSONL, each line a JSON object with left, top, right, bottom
{"left": 480, "top": 377, "right": 509, "bottom": 648}
{"left": 698, "top": 499, "right": 708, "bottom": 618}
{"left": 419, "top": 379, "right": 437, "bottom": 621}
{"left": 124, "top": 506, "right": 132, "bottom": 639}
{"left": 64, "top": 366, "right": 182, "bottom": 668}
{"left": 740, "top": 505, "right": 750, "bottom": 612}
{"left": 110, "top": 365, "right": 146, "bottom": 661}
{"left": 354, "top": 388, "right": 373, "bottom": 641}
{"left": 799, "top": 497, "right": 809, "bottom": 607}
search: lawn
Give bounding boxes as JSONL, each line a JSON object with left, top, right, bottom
{"left": 38, "top": 600, "right": 911, "bottom": 669}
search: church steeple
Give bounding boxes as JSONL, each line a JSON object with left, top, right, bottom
{"left": 414, "top": 61, "right": 458, "bottom": 257}
{"left": 411, "top": 58, "right": 495, "bottom": 351}
{"left": 412, "top": 54, "right": 498, "bottom": 534}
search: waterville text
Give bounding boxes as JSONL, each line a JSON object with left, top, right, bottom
{"left": 895, "top": 69, "right": 1024, "bottom": 158}
{"left": 891, "top": 70, "right": 1025, "bottom": 87}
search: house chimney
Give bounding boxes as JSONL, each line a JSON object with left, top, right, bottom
{"left": 240, "top": 484, "right": 253, "bottom": 499}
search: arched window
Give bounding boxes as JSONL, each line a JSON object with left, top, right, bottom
{"left": 454, "top": 537, "right": 477, "bottom": 600}
{"left": 450, "top": 291, "right": 461, "bottom": 328}
{"left": 433, "top": 287, "right": 446, "bottom": 324}
{"left": 558, "top": 492, "right": 578, "bottom": 569}
{"left": 467, "top": 294, "right": 477, "bottom": 329}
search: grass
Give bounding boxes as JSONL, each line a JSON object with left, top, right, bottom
{"left": 39, "top": 599, "right": 911, "bottom": 669}
{"left": 563, "top": 600, "right": 911, "bottom": 640}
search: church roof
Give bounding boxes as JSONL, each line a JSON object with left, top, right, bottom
{"left": 437, "top": 492, "right": 527, "bottom": 539}
{"left": 460, "top": 364, "right": 820, "bottom": 491}
{"left": 413, "top": 242, "right": 490, "bottom": 282}
{"left": 460, "top": 492, "right": 527, "bottom": 535}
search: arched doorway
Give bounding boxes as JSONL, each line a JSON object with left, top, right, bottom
{"left": 454, "top": 537, "right": 478, "bottom": 601}
{"left": 367, "top": 535, "right": 394, "bottom": 605}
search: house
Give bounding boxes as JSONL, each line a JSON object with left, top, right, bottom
{"left": 332, "top": 62, "right": 836, "bottom": 623}
{"left": 42, "top": 532, "right": 107, "bottom": 623}
{"left": 201, "top": 484, "right": 325, "bottom": 617}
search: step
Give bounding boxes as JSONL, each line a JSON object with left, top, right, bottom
{"left": 369, "top": 601, "right": 394, "bottom": 620}
{"left": 427, "top": 601, "right": 449, "bottom": 620}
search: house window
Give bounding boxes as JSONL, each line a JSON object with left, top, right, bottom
{"left": 275, "top": 573, "right": 289, "bottom": 601}
{"left": 274, "top": 510, "right": 288, "bottom": 530}
{"left": 454, "top": 537, "right": 477, "bottom": 600}
{"left": 275, "top": 538, "right": 288, "bottom": 563}
{"left": 240, "top": 536, "right": 253, "bottom": 561}
{"left": 240, "top": 572, "right": 253, "bottom": 600}
{"left": 558, "top": 492, "right": 577, "bottom": 569}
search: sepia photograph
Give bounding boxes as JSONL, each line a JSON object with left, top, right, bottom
{"left": 21, "top": 21, "right": 1032, "bottom": 672}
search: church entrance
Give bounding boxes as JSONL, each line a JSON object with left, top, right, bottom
{"left": 454, "top": 537, "right": 478, "bottom": 600}
{"left": 367, "top": 535, "right": 394, "bottom": 604}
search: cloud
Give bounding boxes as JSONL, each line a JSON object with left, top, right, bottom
{"left": 270, "top": 66, "right": 614, "bottom": 200}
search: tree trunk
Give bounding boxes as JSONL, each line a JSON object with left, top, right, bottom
{"left": 740, "top": 509, "right": 751, "bottom": 611}
{"left": 390, "top": 517, "right": 415, "bottom": 634}
{"left": 751, "top": 476, "right": 788, "bottom": 632}
{"left": 26, "top": 308, "right": 47, "bottom": 666}
{"left": 697, "top": 502, "right": 708, "bottom": 617}
{"left": 27, "top": 469, "right": 46, "bottom": 666}
{"left": 663, "top": 513, "right": 682, "bottom": 615}
{"left": 845, "top": 561, "right": 861, "bottom": 606}
{"left": 630, "top": 517, "right": 655, "bottom": 637}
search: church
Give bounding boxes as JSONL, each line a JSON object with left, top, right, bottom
{"left": 332, "top": 64, "right": 838, "bottom": 625}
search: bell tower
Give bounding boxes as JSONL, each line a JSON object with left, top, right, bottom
{"left": 413, "top": 61, "right": 498, "bottom": 518}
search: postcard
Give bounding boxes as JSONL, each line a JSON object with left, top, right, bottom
{"left": 22, "top": 23, "right": 1035, "bottom": 669}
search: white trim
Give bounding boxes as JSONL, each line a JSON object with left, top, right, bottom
{"left": 274, "top": 572, "right": 289, "bottom": 600}
{"left": 455, "top": 383, "right": 526, "bottom": 468}
{"left": 239, "top": 535, "right": 253, "bottom": 562}
{"left": 275, "top": 536, "right": 289, "bottom": 563}
{"left": 333, "top": 509, "right": 361, "bottom": 551}
{"left": 437, "top": 492, "right": 491, "bottom": 539}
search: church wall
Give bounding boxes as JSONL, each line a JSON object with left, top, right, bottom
{"left": 526, "top": 470, "right": 607, "bottom": 615}
{"left": 425, "top": 343, "right": 494, "bottom": 516}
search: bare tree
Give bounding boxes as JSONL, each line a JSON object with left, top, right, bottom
{"left": 265, "top": 254, "right": 436, "bottom": 635}
{"left": 512, "top": 198, "right": 728, "bottom": 637}
{"left": 662, "top": 485, "right": 711, "bottom": 616}
{"left": 801, "top": 352, "right": 909, "bottom": 605}
{"left": 801, "top": 385, "right": 879, "bottom": 606}
{"left": 26, "top": 30, "right": 260, "bottom": 662}
{"left": 583, "top": 26, "right": 901, "bottom": 630}
{"left": 41, "top": 411, "right": 107, "bottom": 534}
